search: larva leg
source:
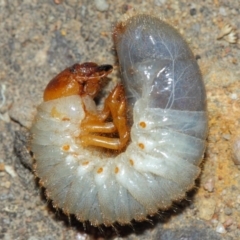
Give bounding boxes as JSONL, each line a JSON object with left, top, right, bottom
{"left": 107, "top": 84, "right": 130, "bottom": 149}
{"left": 80, "top": 85, "right": 130, "bottom": 150}
{"left": 80, "top": 100, "right": 114, "bottom": 133}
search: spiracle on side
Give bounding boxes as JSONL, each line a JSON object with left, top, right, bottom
{"left": 30, "top": 13, "right": 208, "bottom": 227}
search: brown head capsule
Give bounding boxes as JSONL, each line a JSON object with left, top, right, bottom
{"left": 43, "top": 62, "right": 113, "bottom": 101}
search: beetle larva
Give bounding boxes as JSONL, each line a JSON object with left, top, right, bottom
{"left": 30, "top": 14, "right": 208, "bottom": 227}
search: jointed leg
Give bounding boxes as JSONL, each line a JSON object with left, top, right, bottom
{"left": 80, "top": 84, "right": 130, "bottom": 150}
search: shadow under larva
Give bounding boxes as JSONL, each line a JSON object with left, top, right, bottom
{"left": 30, "top": 13, "right": 208, "bottom": 228}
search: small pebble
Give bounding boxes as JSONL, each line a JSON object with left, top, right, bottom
{"left": 216, "top": 222, "right": 227, "bottom": 234}
{"left": 221, "top": 189, "right": 227, "bottom": 196}
{"left": 197, "top": 198, "right": 216, "bottom": 220}
{"left": 190, "top": 8, "right": 197, "bottom": 16}
{"left": 5, "top": 165, "right": 17, "bottom": 178}
{"left": 222, "top": 134, "right": 231, "bottom": 141}
{"left": 204, "top": 178, "right": 215, "bottom": 192}
{"left": 53, "top": 0, "right": 63, "bottom": 4}
{"left": 224, "top": 218, "right": 233, "bottom": 227}
{"left": 94, "top": 0, "right": 109, "bottom": 12}
{"left": 25, "top": 209, "right": 32, "bottom": 217}
{"left": 0, "top": 112, "right": 10, "bottom": 122}
{"left": 1, "top": 181, "right": 11, "bottom": 188}
{"left": 224, "top": 207, "right": 232, "bottom": 216}
{"left": 154, "top": 0, "right": 166, "bottom": 6}
{"left": 219, "top": 7, "right": 227, "bottom": 16}
{"left": 3, "top": 233, "right": 12, "bottom": 240}
{"left": 76, "top": 232, "right": 88, "bottom": 240}
{"left": 230, "top": 93, "right": 238, "bottom": 100}
{"left": 27, "top": 237, "right": 39, "bottom": 240}
{"left": 195, "top": 54, "right": 201, "bottom": 60}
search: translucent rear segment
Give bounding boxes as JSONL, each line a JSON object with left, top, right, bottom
{"left": 114, "top": 14, "right": 206, "bottom": 112}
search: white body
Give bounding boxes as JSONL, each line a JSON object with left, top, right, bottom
{"left": 31, "top": 95, "right": 207, "bottom": 226}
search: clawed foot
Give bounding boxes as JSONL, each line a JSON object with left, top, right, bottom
{"left": 80, "top": 84, "right": 130, "bottom": 151}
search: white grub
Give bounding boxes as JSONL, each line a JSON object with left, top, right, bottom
{"left": 94, "top": 0, "right": 109, "bottom": 12}
{"left": 30, "top": 14, "right": 207, "bottom": 227}
{"left": 217, "top": 23, "right": 238, "bottom": 44}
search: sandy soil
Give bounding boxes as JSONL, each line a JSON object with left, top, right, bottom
{"left": 0, "top": 0, "right": 240, "bottom": 239}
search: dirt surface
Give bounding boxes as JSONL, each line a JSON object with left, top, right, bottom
{"left": 0, "top": 0, "right": 240, "bottom": 239}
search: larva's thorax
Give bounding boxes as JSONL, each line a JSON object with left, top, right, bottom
{"left": 114, "top": 15, "right": 206, "bottom": 112}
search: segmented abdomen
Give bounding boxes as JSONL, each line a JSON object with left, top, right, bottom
{"left": 31, "top": 98, "right": 207, "bottom": 226}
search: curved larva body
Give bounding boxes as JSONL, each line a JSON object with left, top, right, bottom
{"left": 31, "top": 14, "right": 207, "bottom": 227}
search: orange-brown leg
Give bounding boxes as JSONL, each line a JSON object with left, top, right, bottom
{"left": 80, "top": 92, "right": 115, "bottom": 133}
{"left": 106, "top": 84, "right": 130, "bottom": 149}
{"left": 80, "top": 84, "right": 130, "bottom": 150}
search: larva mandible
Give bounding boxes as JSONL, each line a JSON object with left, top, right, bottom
{"left": 30, "top": 14, "right": 208, "bottom": 227}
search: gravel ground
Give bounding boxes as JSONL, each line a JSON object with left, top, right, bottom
{"left": 0, "top": 0, "right": 240, "bottom": 239}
